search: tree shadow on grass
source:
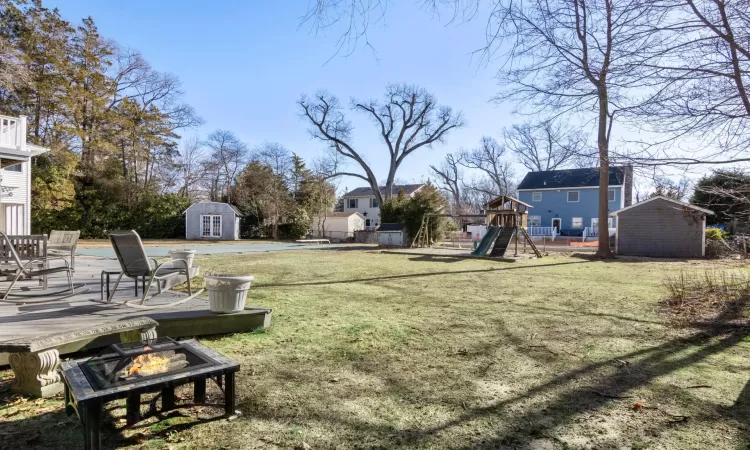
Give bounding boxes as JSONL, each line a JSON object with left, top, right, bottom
{"left": 226, "top": 318, "right": 749, "bottom": 448}
{"left": 257, "top": 260, "right": 590, "bottom": 288}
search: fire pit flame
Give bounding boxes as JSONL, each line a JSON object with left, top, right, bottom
{"left": 127, "top": 346, "right": 171, "bottom": 377}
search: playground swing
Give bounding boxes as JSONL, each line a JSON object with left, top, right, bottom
{"left": 411, "top": 196, "right": 542, "bottom": 258}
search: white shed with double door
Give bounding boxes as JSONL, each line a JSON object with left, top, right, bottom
{"left": 184, "top": 202, "right": 242, "bottom": 240}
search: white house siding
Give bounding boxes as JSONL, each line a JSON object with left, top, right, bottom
{"left": 0, "top": 162, "right": 29, "bottom": 234}
{"left": 343, "top": 196, "right": 381, "bottom": 228}
{"left": 311, "top": 214, "right": 365, "bottom": 240}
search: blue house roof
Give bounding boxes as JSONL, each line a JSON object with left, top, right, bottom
{"left": 518, "top": 167, "right": 628, "bottom": 190}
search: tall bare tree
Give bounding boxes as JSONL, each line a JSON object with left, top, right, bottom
{"left": 303, "top": 1, "right": 659, "bottom": 258}
{"left": 176, "top": 136, "right": 205, "bottom": 200}
{"left": 504, "top": 120, "right": 591, "bottom": 172}
{"left": 202, "top": 130, "right": 248, "bottom": 203}
{"left": 459, "top": 137, "right": 515, "bottom": 198}
{"left": 630, "top": 0, "right": 750, "bottom": 165}
{"left": 299, "top": 84, "right": 464, "bottom": 204}
{"left": 430, "top": 153, "right": 463, "bottom": 214}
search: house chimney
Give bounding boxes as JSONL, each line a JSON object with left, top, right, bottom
{"left": 624, "top": 164, "right": 634, "bottom": 207}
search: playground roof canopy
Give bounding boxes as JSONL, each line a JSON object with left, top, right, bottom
{"left": 486, "top": 195, "right": 533, "bottom": 210}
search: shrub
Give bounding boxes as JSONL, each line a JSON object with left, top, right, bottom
{"left": 705, "top": 228, "right": 728, "bottom": 241}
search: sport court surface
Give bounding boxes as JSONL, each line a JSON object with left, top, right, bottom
{"left": 76, "top": 241, "right": 352, "bottom": 258}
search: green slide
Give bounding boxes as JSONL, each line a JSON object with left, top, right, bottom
{"left": 471, "top": 226, "right": 501, "bottom": 256}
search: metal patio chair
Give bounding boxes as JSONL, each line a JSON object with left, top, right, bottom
{"left": 105, "top": 230, "right": 194, "bottom": 306}
{"left": 0, "top": 230, "right": 81, "bottom": 303}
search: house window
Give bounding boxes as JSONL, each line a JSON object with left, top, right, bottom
{"left": 3, "top": 163, "right": 21, "bottom": 172}
{"left": 528, "top": 215, "right": 541, "bottom": 227}
{"left": 370, "top": 198, "right": 379, "bottom": 208}
{"left": 608, "top": 189, "right": 615, "bottom": 202}
{"left": 365, "top": 219, "right": 371, "bottom": 227}
{"left": 572, "top": 217, "right": 583, "bottom": 228}
{"left": 532, "top": 192, "right": 542, "bottom": 202}
{"left": 347, "top": 198, "right": 358, "bottom": 209}
{"left": 567, "top": 191, "right": 579, "bottom": 202}
{"left": 201, "top": 215, "right": 221, "bottom": 238}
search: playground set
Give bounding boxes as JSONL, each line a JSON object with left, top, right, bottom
{"left": 411, "top": 196, "right": 542, "bottom": 259}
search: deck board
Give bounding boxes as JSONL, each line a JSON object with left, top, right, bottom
{"left": 0, "top": 255, "right": 271, "bottom": 364}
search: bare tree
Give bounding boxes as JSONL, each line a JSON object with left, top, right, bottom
{"left": 459, "top": 137, "right": 515, "bottom": 198}
{"left": 176, "top": 136, "right": 205, "bottom": 200}
{"left": 649, "top": 176, "right": 691, "bottom": 200}
{"left": 202, "top": 130, "right": 248, "bottom": 203}
{"left": 628, "top": 0, "right": 750, "bottom": 165}
{"left": 254, "top": 142, "right": 293, "bottom": 239}
{"left": 303, "top": 0, "right": 659, "bottom": 258}
{"left": 429, "top": 153, "right": 463, "bottom": 214}
{"left": 504, "top": 120, "right": 591, "bottom": 172}
{"left": 299, "top": 84, "right": 465, "bottom": 204}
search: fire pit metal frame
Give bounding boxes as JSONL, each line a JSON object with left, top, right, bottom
{"left": 60, "top": 339, "right": 239, "bottom": 450}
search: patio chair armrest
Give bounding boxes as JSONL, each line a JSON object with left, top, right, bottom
{"left": 21, "top": 256, "right": 70, "bottom": 271}
{"left": 153, "top": 259, "right": 188, "bottom": 274}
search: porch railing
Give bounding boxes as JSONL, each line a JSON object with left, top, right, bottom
{"left": 525, "top": 226, "right": 557, "bottom": 241}
{"left": 583, "top": 226, "right": 616, "bottom": 241}
{"left": 0, "top": 115, "right": 25, "bottom": 150}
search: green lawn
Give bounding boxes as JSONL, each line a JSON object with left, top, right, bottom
{"left": 2, "top": 250, "right": 750, "bottom": 449}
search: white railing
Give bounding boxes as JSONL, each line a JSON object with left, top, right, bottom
{"left": 583, "top": 226, "right": 616, "bottom": 241}
{"left": 0, "top": 115, "right": 25, "bottom": 150}
{"left": 526, "top": 226, "right": 557, "bottom": 241}
{"left": 526, "top": 226, "right": 555, "bottom": 236}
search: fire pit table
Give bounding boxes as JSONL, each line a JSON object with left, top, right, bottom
{"left": 60, "top": 338, "right": 239, "bottom": 450}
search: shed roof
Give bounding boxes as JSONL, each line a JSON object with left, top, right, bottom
{"left": 376, "top": 223, "right": 405, "bottom": 232}
{"left": 518, "top": 166, "right": 628, "bottom": 190}
{"left": 184, "top": 202, "right": 243, "bottom": 216}
{"left": 610, "top": 196, "right": 714, "bottom": 216}
{"left": 343, "top": 184, "right": 425, "bottom": 197}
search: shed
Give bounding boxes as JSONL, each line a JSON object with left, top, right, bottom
{"left": 376, "top": 223, "right": 406, "bottom": 247}
{"left": 311, "top": 212, "right": 365, "bottom": 240}
{"left": 184, "top": 202, "right": 242, "bottom": 240}
{"left": 611, "top": 196, "right": 714, "bottom": 258}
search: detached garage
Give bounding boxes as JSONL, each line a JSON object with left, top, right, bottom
{"left": 611, "top": 196, "right": 714, "bottom": 258}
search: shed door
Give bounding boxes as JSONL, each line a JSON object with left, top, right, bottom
{"left": 201, "top": 215, "right": 222, "bottom": 238}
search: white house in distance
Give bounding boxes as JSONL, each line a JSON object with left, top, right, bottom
{"left": 0, "top": 115, "right": 49, "bottom": 234}
{"left": 311, "top": 211, "right": 365, "bottom": 240}
{"left": 342, "top": 184, "right": 426, "bottom": 230}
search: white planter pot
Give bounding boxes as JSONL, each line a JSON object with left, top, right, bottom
{"left": 169, "top": 249, "right": 196, "bottom": 270}
{"left": 205, "top": 274, "right": 254, "bottom": 314}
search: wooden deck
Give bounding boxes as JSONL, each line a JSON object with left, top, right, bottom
{"left": 0, "top": 255, "right": 271, "bottom": 365}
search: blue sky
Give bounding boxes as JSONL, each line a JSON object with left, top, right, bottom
{"left": 45, "top": 0, "right": 517, "bottom": 191}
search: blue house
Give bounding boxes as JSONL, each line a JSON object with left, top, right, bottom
{"left": 517, "top": 166, "right": 633, "bottom": 237}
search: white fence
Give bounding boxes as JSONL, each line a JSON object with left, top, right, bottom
{"left": 583, "top": 226, "right": 616, "bottom": 241}
{"left": 526, "top": 227, "right": 558, "bottom": 239}
{"left": 0, "top": 115, "right": 24, "bottom": 150}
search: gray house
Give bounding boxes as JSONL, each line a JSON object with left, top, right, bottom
{"left": 611, "top": 196, "right": 714, "bottom": 258}
{"left": 184, "top": 202, "right": 242, "bottom": 240}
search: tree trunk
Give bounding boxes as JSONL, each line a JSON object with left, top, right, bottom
{"left": 596, "top": 85, "right": 614, "bottom": 258}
